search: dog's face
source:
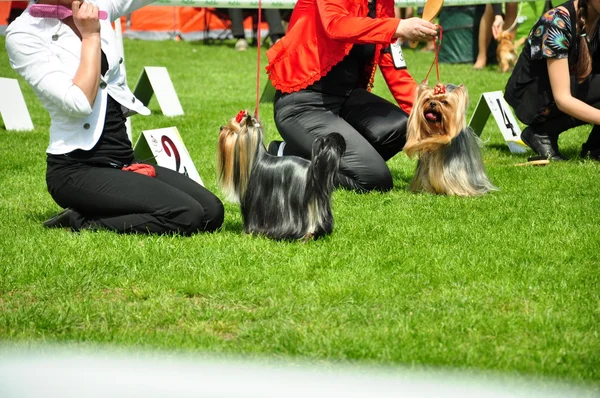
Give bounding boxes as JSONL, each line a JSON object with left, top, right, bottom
{"left": 496, "top": 31, "right": 516, "bottom": 57}
{"left": 217, "top": 111, "right": 260, "bottom": 159}
{"left": 217, "top": 113, "right": 244, "bottom": 180}
{"left": 404, "top": 83, "right": 497, "bottom": 196}
{"left": 404, "top": 82, "right": 469, "bottom": 158}
{"left": 217, "top": 114, "right": 241, "bottom": 203}
{"left": 216, "top": 111, "right": 263, "bottom": 203}
{"left": 413, "top": 82, "right": 467, "bottom": 139}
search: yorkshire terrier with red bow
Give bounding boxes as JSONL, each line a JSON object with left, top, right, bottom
{"left": 403, "top": 83, "right": 497, "bottom": 196}
{"left": 217, "top": 111, "right": 346, "bottom": 241}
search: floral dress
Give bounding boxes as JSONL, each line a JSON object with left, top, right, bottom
{"left": 529, "top": 7, "right": 572, "bottom": 63}
{"left": 526, "top": 6, "right": 573, "bottom": 121}
{"left": 505, "top": 0, "right": 600, "bottom": 125}
{"left": 505, "top": 2, "right": 577, "bottom": 124}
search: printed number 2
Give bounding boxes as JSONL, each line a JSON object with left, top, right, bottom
{"left": 161, "top": 136, "right": 189, "bottom": 177}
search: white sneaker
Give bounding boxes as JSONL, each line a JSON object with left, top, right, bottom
{"left": 235, "top": 38, "right": 249, "bottom": 52}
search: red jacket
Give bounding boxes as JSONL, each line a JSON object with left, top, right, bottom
{"left": 266, "top": 0, "right": 417, "bottom": 114}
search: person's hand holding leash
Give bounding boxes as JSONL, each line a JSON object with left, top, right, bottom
{"left": 492, "top": 15, "right": 505, "bottom": 39}
{"left": 395, "top": 17, "right": 437, "bottom": 41}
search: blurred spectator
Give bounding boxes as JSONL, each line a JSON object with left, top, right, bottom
{"left": 266, "top": 0, "right": 437, "bottom": 192}
{"left": 227, "top": 8, "right": 286, "bottom": 51}
{"left": 473, "top": 2, "right": 517, "bottom": 69}
{"left": 394, "top": 6, "right": 414, "bottom": 20}
{"left": 394, "top": 6, "right": 414, "bottom": 46}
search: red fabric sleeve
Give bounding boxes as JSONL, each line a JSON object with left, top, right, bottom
{"left": 316, "top": 0, "right": 399, "bottom": 44}
{"left": 378, "top": 51, "right": 417, "bottom": 114}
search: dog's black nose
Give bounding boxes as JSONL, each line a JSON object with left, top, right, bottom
{"left": 220, "top": 126, "right": 225, "bottom": 131}
{"left": 429, "top": 101, "right": 437, "bottom": 109}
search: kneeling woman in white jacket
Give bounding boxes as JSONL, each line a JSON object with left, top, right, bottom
{"left": 6, "top": 0, "right": 224, "bottom": 235}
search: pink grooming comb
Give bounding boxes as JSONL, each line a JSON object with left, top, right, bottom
{"left": 29, "top": 4, "right": 108, "bottom": 20}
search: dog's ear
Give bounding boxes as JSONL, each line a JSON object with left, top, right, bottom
{"left": 451, "top": 84, "right": 468, "bottom": 98}
{"left": 418, "top": 82, "right": 430, "bottom": 94}
{"left": 243, "top": 113, "right": 253, "bottom": 127}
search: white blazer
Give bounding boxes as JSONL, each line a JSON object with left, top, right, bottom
{"left": 5, "top": 0, "right": 155, "bottom": 155}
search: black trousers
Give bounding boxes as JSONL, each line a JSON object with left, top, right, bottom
{"left": 274, "top": 88, "right": 409, "bottom": 192}
{"left": 530, "top": 74, "right": 600, "bottom": 144}
{"left": 227, "top": 8, "right": 285, "bottom": 42}
{"left": 46, "top": 163, "right": 224, "bottom": 235}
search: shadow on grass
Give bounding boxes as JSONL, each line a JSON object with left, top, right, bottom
{"left": 489, "top": 142, "right": 591, "bottom": 162}
{"left": 28, "top": 209, "right": 60, "bottom": 224}
{"left": 487, "top": 142, "right": 519, "bottom": 155}
{"left": 220, "top": 218, "right": 244, "bottom": 234}
{"left": 390, "top": 168, "right": 412, "bottom": 191}
{"left": 27, "top": 208, "right": 246, "bottom": 234}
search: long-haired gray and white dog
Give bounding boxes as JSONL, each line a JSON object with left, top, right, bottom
{"left": 403, "top": 83, "right": 497, "bottom": 196}
{"left": 217, "top": 111, "right": 346, "bottom": 240}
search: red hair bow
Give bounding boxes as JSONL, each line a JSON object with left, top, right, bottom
{"left": 433, "top": 83, "right": 446, "bottom": 95}
{"left": 235, "top": 110, "right": 246, "bottom": 123}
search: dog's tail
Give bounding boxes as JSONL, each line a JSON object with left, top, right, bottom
{"left": 304, "top": 133, "right": 346, "bottom": 238}
{"left": 514, "top": 36, "right": 527, "bottom": 48}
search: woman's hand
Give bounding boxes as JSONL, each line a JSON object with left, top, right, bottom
{"left": 492, "top": 15, "right": 505, "bottom": 39}
{"left": 72, "top": 1, "right": 101, "bottom": 39}
{"left": 394, "top": 17, "right": 438, "bottom": 41}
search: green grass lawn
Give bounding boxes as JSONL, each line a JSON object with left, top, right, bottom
{"left": 0, "top": 6, "right": 599, "bottom": 389}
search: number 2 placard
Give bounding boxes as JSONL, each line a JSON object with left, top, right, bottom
{"left": 133, "top": 126, "right": 204, "bottom": 186}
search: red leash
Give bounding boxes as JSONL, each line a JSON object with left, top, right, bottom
{"left": 254, "top": 0, "right": 263, "bottom": 120}
{"left": 423, "top": 25, "right": 443, "bottom": 84}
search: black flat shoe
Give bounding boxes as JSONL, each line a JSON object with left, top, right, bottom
{"left": 580, "top": 143, "right": 600, "bottom": 161}
{"left": 43, "top": 208, "right": 75, "bottom": 229}
{"left": 521, "top": 127, "right": 568, "bottom": 161}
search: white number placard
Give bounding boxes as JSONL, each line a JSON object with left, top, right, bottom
{"left": 132, "top": 67, "right": 184, "bottom": 117}
{"left": 0, "top": 78, "right": 34, "bottom": 132}
{"left": 469, "top": 91, "right": 528, "bottom": 154}
{"left": 134, "top": 126, "right": 203, "bottom": 186}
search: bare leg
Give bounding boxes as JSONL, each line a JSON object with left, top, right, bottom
{"left": 473, "top": 4, "right": 493, "bottom": 69}
{"left": 504, "top": 2, "right": 518, "bottom": 40}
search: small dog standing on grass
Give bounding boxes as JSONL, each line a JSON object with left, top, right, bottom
{"left": 403, "top": 83, "right": 497, "bottom": 196}
{"left": 496, "top": 31, "right": 526, "bottom": 73}
{"left": 217, "top": 111, "right": 346, "bottom": 241}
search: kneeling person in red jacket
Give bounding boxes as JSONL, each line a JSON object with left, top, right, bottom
{"left": 266, "top": 0, "right": 437, "bottom": 192}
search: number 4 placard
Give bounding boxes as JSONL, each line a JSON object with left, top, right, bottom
{"left": 468, "top": 91, "right": 528, "bottom": 154}
{"left": 133, "top": 126, "right": 203, "bottom": 186}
